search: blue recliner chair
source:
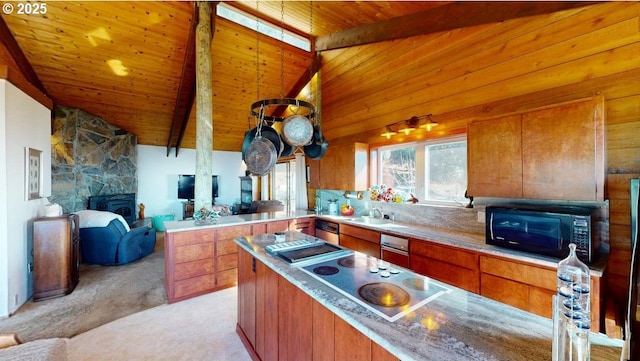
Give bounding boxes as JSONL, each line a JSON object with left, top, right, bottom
{"left": 76, "top": 210, "right": 156, "bottom": 265}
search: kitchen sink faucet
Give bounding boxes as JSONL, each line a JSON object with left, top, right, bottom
{"left": 372, "top": 207, "right": 384, "bottom": 219}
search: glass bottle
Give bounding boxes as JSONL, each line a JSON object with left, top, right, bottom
{"left": 553, "top": 243, "right": 590, "bottom": 361}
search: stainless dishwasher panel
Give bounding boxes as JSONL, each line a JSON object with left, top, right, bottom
{"left": 381, "top": 234, "right": 409, "bottom": 268}
{"left": 315, "top": 219, "right": 339, "bottom": 245}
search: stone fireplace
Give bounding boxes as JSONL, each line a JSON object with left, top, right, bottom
{"left": 49, "top": 106, "right": 138, "bottom": 215}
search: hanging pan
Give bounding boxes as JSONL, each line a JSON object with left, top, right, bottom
{"left": 304, "top": 125, "right": 328, "bottom": 160}
{"left": 242, "top": 125, "right": 283, "bottom": 161}
{"left": 279, "top": 133, "right": 294, "bottom": 157}
{"left": 245, "top": 136, "right": 278, "bottom": 176}
{"left": 281, "top": 114, "right": 313, "bottom": 147}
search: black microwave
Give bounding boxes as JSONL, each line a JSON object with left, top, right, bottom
{"left": 486, "top": 205, "right": 598, "bottom": 263}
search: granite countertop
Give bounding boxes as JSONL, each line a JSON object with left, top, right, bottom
{"left": 234, "top": 231, "right": 622, "bottom": 361}
{"left": 317, "top": 215, "right": 608, "bottom": 277}
{"left": 163, "top": 210, "right": 315, "bottom": 233}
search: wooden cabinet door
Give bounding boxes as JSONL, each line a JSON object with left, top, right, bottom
{"left": 237, "top": 248, "right": 256, "bottom": 348}
{"left": 319, "top": 143, "right": 369, "bottom": 191}
{"left": 307, "top": 158, "right": 321, "bottom": 189}
{"left": 278, "top": 275, "right": 313, "bottom": 361}
{"left": 467, "top": 114, "right": 523, "bottom": 198}
{"left": 312, "top": 300, "right": 335, "bottom": 361}
{"left": 334, "top": 316, "right": 371, "bottom": 361}
{"left": 522, "top": 98, "right": 605, "bottom": 201}
{"left": 256, "top": 259, "right": 279, "bottom": 361}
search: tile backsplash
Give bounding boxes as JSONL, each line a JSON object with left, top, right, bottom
{"left": 316, "top": 189, "right": 485, "bottom": 234}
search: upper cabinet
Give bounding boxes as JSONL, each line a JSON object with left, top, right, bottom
{"left": 310, "top": 142, "right": 369, "bottom": 191}
{"left": 468, "top": 97, "right": 605, "bottom": 201}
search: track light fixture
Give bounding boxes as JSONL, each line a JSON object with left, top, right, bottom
{"left": 379, "top": 114, "right": 438, "bottom": 139}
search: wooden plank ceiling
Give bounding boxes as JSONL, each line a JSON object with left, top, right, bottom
{"left": 0, "top": 1, "right": 591, "bottom": 154}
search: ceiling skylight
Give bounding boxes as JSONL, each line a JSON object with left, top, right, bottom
{"left": 217, "top": 3, "right": 311, "bottom": 52}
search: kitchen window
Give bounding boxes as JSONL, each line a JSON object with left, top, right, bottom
{"left": 374, "top": 135, "right": 467, "bottom": 204}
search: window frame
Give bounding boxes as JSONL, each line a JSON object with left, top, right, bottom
{"left": 373, "top": 134, "right": 468, "bottom": 206}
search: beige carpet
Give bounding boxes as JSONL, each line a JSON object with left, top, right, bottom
{"left": 0, "top": 248, "right": 166, "bottom": 341}
{"left": 67, "top": 287, "right": 251, "bottom": 361}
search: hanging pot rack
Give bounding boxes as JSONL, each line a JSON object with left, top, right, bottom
{"left": 249, "top": 98, "right": 317, "bottom": 123}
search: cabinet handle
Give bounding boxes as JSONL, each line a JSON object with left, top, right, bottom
{"left": 252, "top": 257, "right": 256, "bottom": 273}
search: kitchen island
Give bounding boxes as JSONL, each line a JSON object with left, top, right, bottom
{"left": 235, "top": 231, "right": 622, "bottom": 361}
{"left": 163, "top": 210, "right": 314, "bottom": 303}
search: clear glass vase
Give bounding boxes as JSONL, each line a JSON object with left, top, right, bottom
{"left": 553, "top": 243, "right": 590, "bottom": 361}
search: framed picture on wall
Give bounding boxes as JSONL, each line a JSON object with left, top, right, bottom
{"left": 26, "top": 147, "right": 43, "bottom": 200}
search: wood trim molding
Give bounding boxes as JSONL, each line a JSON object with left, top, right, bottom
{"left": 0, "top": 15, "right": 47, "bottom": 96}
{"left": 0, "top": 65, "right": 53, "bottom": 109}
{"left": 166, "top": 2, "right": 199, "bottom": 157}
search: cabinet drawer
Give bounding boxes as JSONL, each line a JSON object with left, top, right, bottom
{"left": 529, "top": 286, "right": 555, "bottom": 318}
{"left": 174, "top": 258, "right": 215, "bottom": 281}
{"left": 218, "top": 253, "right": 238, "bottom": 271}
{"left": 480, "top": 273, "right": 528, "bottom": 310}
{"left": 217, "top": 268, "right": 237, "bottom": 287}
{"left": 411, "top": 254, "right": 479, "bottom": 293}
{"left": 171, "top": 229, "right": 213, "bottom": 247}
{"left": 218, "top": 238, "right": 238, "bottom": 256}
{"left": 174, "top": 274, "right": 216, "bottom": 298}
{"left": 340, "top": 224, "right": 380, "bottom": 244}
{"left": 217, "top": 225, "right": 252, "bottom": 240}
{"left": 479, "top": 256, "right": 556, "bottom": 291}
{"left": 410, "top": 239, "right": 478, "bottom": 270}
{"left": 175, "top": 243, "right": 214, "bottom": 263}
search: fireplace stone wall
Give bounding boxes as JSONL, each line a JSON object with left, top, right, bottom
{"left": 49, "top": 106, "right": 138, "bottom": 214}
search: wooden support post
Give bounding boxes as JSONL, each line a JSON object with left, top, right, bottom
{"left": 194, "top": 1, "right": 215, "bottom": 211}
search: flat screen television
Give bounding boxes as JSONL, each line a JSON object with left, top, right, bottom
{"left": 178, "top": 175, "right": 218, "bottom": 201}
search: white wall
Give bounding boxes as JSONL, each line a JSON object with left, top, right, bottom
{"left": 0, "top": 80, "right": 51, "bottom": 317}
{"left": 136, "top": 145, "right": 247, "bottom": 220}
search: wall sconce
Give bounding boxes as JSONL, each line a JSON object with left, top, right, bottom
{"left": 380, "top": 114, "right": 438, "bottom": 139}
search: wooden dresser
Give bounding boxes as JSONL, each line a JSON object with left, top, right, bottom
{"left": 32, "top": 214, "right": 80, "bottom": 301}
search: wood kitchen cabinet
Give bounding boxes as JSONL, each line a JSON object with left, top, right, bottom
{"left": 479, "top": 254, "right": 603, "bottom": 332}
{"left": 313, "top": 142, "right": 369, "bottom": 191}
{"left": 165, "top": 224, "right": 249, "bottom": 303}
{"left": 339, "top": 224, "right": 380, "bottom": 258}
{"left": 409, "top": 238, "right": 480, "bottom": 293}
{"left": 467, "top": 114, "right": 522, "bottom": 198}
{"left": 289, "top": 217, "right": 315, "bottom": 236}
{"left": 32, "top": 214, "right": 80, "bottom": 301}
{"left": 467, "top": 97, "right": 605, "bottom": 201}
{"left": 237, "top": 247, "right": 398, "bottom": 361}
{"left": 237, "top": 246, "right": 256, "bottom": 348}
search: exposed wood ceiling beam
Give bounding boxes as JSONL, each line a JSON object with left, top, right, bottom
{"left": 0, "top": 15, "right": 48, "bottom": 97}
{"left": 166, "top": 2, "right": 199, "bottom": 157}
{"left": 316, "top": 1, "right": 596, "bottom": 51}
{"left": 270, "top": 53, "right": 322, "bottom": 119}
